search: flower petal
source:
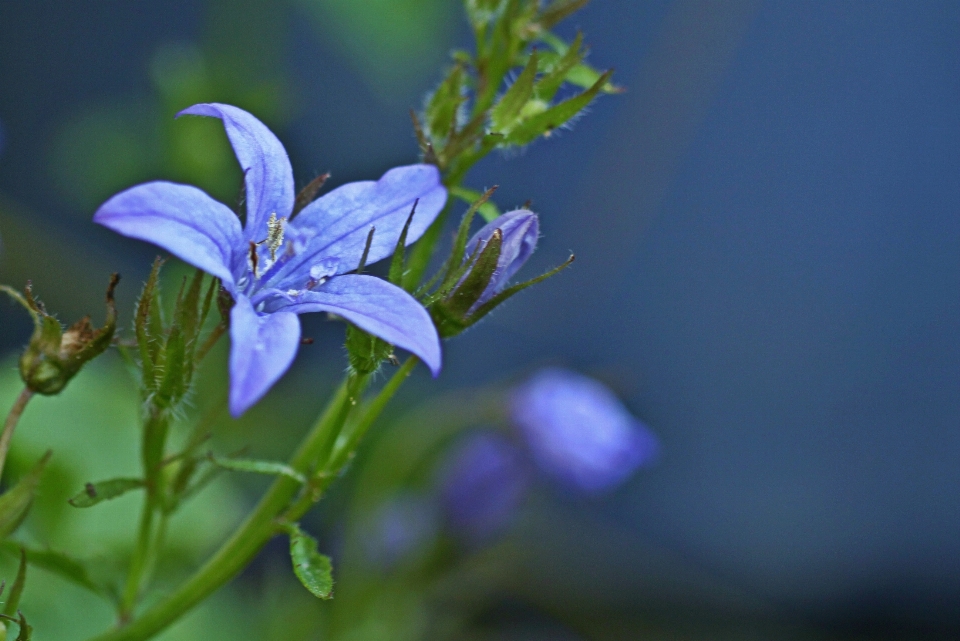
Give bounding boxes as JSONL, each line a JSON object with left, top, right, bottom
{"left": 271, "top": 274, "right": 441, "bottom": 375}
{"left": 178, "top": 103, "right": 294, "bottom": 241}
{"left": 94, "top": 181, "right": 241, "bottom": 287}
{"left": 279, "top": 165, "right": 446, "bottom": 284}
{"left": 466, "top": 209, "right": 539, "bottom": 303}
{"left": 229, "top": 295, "right": 302, "bottom": 417}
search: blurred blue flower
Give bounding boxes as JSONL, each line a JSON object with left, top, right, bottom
{"left": 464, "top": 209, "right": 538, "bottom": 309}
{"left": 509, "top": 368, "right": 659, "bottom": 493}
{"left": 362, "top": 493, "right": 439, "bottom": 569}
{"left": 94, "top": 103, "right": 446, "bottom": 416}
{"left": 438, "top": 431, "right": 531, "bottom": 545}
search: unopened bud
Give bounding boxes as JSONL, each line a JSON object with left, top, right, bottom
{"left": 4, "top": 274, "right": 119, "bottom": 395}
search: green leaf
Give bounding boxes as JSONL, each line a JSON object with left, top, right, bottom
{"left": 490, "top": 50, "right": 539, "bottom": 132}
{"left": 538, "top": 0, "right": 590, "bottom": 31}
{"left": 425, "top": 63, "right": 465, "bottom": 144}
{"left": 208, "top": 455, "right": 306, "bottom": 485}
{"left": 67, "top": 478, "right": 144, "bottom": 508}
{"left": 503, "top": 69, "right": 613, "bottom": 146}
{"left": 534, "top": 32, "right": 584, "bottom": 102}
{"left": 0, "top": 542, "right": 113, "bottom": 602}
{"left": 450, "top": 186, "right": 501, "bottom": 223}
{"left": 286, "top": 523, "right": 334, "bottom": 599}
{"left": 0, "top": 452, "right": 50, "bottom": 541}
{"left": 2, "top": 548, "right": 26, "bottom": 617}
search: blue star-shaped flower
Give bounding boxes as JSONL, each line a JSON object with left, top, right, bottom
{"left": 94, "top": 103, "right": 445, "bottom": 417}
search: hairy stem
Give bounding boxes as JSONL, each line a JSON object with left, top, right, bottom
{"left": 86, "top": 371, "right": 377, "bottom": 641}
{"left": 0, "top": 388, "right": 34, "bottom": 482}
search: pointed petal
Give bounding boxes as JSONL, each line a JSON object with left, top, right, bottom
{"left": 229, "top": 295, "right": 301, "bottom": 417}
{"left": 94, "top": 181, "right": 241, "bottom": 287}
{"left": 466, "top": 209, "right": 539, "bottom": 301}
{"left": 178, "top": 103, "right": 294, "bottom": 240}
{"left": 272, "top": 274, "right": 441, "bottom": 375}
{"left": 279, "top": 165, "right": 446, "bottom": 284}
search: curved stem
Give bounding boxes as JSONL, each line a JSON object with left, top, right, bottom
{"left": 0, "top": 388, "right": 34, "bottom": 482}
{"left": 85, "top": 372, "right": 373, "bottom": 641}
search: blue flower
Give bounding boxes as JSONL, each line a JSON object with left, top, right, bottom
{"left": 94, "top": 103, "right": 446, "bottom": 417}
{"left": 437, "top": 430, "right": 530, "bottom": 545}
{"left": 509, "top": 368, "right": 659, "bottom": 493}
{"left": 463, "top": 209, "right": 539, "bottom": 310}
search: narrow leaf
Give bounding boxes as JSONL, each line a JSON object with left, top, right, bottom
{"left": 0, "top": 452, "right": 51, "bottom": 540}
{"left": 425, "top": 64, "right": 465, "bottom": 144}
{"left": 208, "top": 455, "right": 306, "bottom": 484}
{"left": 534, "top": 32, "right": 584, "bottom": 102}
{"left": 68, "top": 478, "right": 144, "bottom": 508}
{"left": 286, "top": 524, "right": 334, "bottom": 599}
{"left": 491, "top": 50, "right": 539, "bottom": 132}
{"left": 0, "top": 542, "right": 113, "bottom": 601}
{"left": 504, "top": 70, "right": 613, "bottom": 146}
{"left": 2, "top": 548, "right": 26, "bottom": 617}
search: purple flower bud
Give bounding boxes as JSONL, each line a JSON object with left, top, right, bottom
{"left": 464, "top": 209, "right": 539, "bottom": 307}
{"left": 509, "top": 368, "right": 659, "bottom": 493}
{"left": 438, "top": 431, "right": 531, "bottom": 545}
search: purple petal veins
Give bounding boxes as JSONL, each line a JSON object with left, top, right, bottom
{"left": 465, "top": 209, "right": 539, "bottom": 306}
{"left": 93, "top": 103, "right": 447, "bottom": 416}
{"left": 509, "top": 368, "right": 659, "bottom": 493}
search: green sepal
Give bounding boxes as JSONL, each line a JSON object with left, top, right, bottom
{"left": 0, "top": 611, "right": 31, "bottom": 641}
{"left": 0, "top": 452, "right": 50, "bottom": 541}
{"left": 537, "top": 0, "right": 590, "bottom": 31}
{"left": 291, "top": 172, "right": 330, "bottom": 219}
{"left": 67, "top": 478, "right": 144, "bottom": 508}
{"left": 284, "top": 523, "right": 334, "bottom": 599}
{"left": 388, "top": 201, "right": 418, "bottom": 286}
{"left": 154, "top": 324, "right": 186, "bottom": 409}
{"left": 0, "top": 542, "right": 114, "bottom": 603}
{"left": 11, "top": 275, "right": 119, "bottom": 395}
{"left": 491, "top": 50, "right": 539, "bottom": 133}
{"left": 450, "top": 186, "right": 502, "bottom": 223}
{"left": 135, "top": 258, "right": 164, "bottom": 388}
{"left": 503, "top": 69, "right": 613, "bottom": 146}
{"left": 345, "top": 325, "right": 394, "bottom": 376}
{"left": 207, "top": 455, "right": 306, "bottom": 485}
{"left": 425, "top": 63, "right": 465, "bottom": 145}
{"left": 467, "top": 254, "right": 575, "bottom": 327}
{"left": 533, "top": 32, "right": 584, "bottom": 102}
{"left": 401, "top": 203, "right": 449, "bottom": 292}
{"left": 2, "top": 548, "right": 26, "bottom": 617}
{"left": 537, "top": 31, "right": 622, "bottom": 94}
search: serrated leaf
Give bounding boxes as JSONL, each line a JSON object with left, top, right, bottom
{"left": 68, "top": 478, "right": 144, "bottom": 508}
{"left": 286, "top": 524, "right": 333, "bottom": 599}
{"left": 503, "top": 69, "right": 613, "bottom": 146}
{"left": 491, "top": 50, "right": 539, "bottom": 132}
{"left": 425, "top": 64, "right": 465, "bottom": 144}
{"left": 0, "top": 452, "right": 50, "bottom": 541}
{"left": 208, "top": 456, "right": 306, "bottom": 484}
{"left": 0, "top": 542, "right": 113, "bottom": 602}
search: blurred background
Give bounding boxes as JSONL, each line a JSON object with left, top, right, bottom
{"left": 0, "top": 1, "right": 958, "bottom": 639}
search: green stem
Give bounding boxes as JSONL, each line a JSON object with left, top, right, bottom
{"left": 86, "top": 373, "right": 371, "bottom": 641}
{"left": 0, "top": 388, "right": 33, "bottom": 482}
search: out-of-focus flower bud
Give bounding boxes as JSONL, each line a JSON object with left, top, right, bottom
{"left": 437, "top": 431, "right": 531, "bottom": 545}
{"left": 508, "top": 368, "right": 659, "bottom": 493}
{"left": 361, "top": 494, "right": 439, "bottom": 570}
{"left": 1, "top": 275, "right": 119, "bottom": 395}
